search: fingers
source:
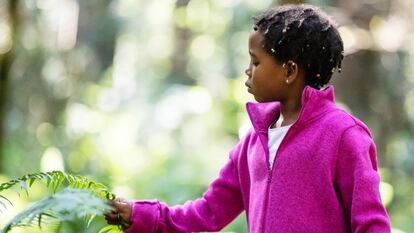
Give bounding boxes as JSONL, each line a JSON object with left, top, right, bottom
{"left": 107, "top": 199, "right": 126, "bottom": 214}
{"left": 105, "top": 197, "right": 132, "bottom": 226}
{"left": 112, "top": 202, "right": 129, "bottom": 219}
{"left": 105, "top": 212, "right": 118, "bottom": 220}
{"left": 104, "top": 212, "right": 121, "bottom": 225}
{"left": 105, "top": 199, "right": 121, "bottom": 225}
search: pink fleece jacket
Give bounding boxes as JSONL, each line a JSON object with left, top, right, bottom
{"left": 124, "top": 86, "right": 391, "bottom": 233}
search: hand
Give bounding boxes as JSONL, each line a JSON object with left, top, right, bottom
{"left": 104, "top": 198, "right": 132, "bottom": 228}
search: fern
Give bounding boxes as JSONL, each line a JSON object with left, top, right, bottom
{"left": 0, "top": 188, "right": 116, "bottom": 233}
{"left": 98, "top": 225, "right": 124, "bottom": 233}
{"left": 0, "top": 171, "right": 122, "bottom": 233}
{"left": 0, "top": 171, "right": 115, "bottom": 205}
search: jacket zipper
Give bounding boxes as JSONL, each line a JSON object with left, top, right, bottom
{"left": 261, "top": 120, "right": 300, "bottom": 233}
{"left": 257, "top": 96, "right": 308, "bottom": 232}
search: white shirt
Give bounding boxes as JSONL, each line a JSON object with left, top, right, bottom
{"left": 268, "top": 116, "right": 292, "bottom": 169}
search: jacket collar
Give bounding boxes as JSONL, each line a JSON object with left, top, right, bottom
{"left": 246, "top": 85, "right": 336, "bottom": 133}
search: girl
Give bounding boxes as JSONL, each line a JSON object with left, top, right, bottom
{"left": 105, "top": 4, "right": 391, "bottom": 233}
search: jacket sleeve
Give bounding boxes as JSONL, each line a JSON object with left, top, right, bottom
{"left": 335, "top": 125, "right": 391, "bottom": 233}
{"left": 124, "top": 149, "right": 245, "bottom": 233}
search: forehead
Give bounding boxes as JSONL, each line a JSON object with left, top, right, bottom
{"left": 248, "top": 28, "right": 265, "bottom": 53}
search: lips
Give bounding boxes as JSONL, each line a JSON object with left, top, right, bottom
{"left": 245, "top": 82, "right": 252, "bottom": 93}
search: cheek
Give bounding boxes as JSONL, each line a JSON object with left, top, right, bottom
{"left": 251, "top": 67, "right": 262, "bottom": 82}
{"left": 251, "top": 66, "right": 270, "bottom": 85}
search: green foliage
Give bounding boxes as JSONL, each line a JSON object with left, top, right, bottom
{"left": 0, "top": 171, "right": 121, "bottom": 233}
{"left": 98, "top": 225, "right": 124, "bottom": 233}
{"left": 0, "top": 188, "right": 113, "bottom": 233}
{"left": 0, "top": 170, "right": 115, "bottom": 203}
{"left": 1, "top": 0, "right": 413, "bottom": 232}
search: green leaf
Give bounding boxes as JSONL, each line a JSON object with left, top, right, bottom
{"left": 1, "top": 171, "right": 115, "bottom": 198}
{"left": 46, "top": 176, "right": 51, "bottom": 188}
{"left": 98, "top": 225, "right": 113, "bottom": 233}
{"left": 53, "top": 175, "right": 65, "bottom": 193}
{"left": 67, "top": 174, "right": 74, "bottom": 187}
{"left": 0, "top": 170, "right": 119, "bottom": 232}
{"left": 38, "top": 213, "right": 42, "bottom": 229}
{"left": 29, "top": 177, "right": 36, "bottom": 187}
{"left": 98, "top": 225, "right": 123, "bottom": 233}
{"left": 1, "top": 188, "right": 112, "bottom": 233}
{"left": 0, "top": 194, "right": 13, "bottom": 207}
{"left": 19, "top": 180, "right": 28, "bottom": 196}
{"left": 85, "top": 214, "right": 95, "bottom": 228}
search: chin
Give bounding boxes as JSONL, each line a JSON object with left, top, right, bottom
{"left": 255, "top": 97, "right": 278, "bottom": 103}
{"left": 254, "top": 96, "right": 265, "bottom": 103}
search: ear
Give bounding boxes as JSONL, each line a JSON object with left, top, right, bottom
{"left": 284, "top": 60, "right": 299, "bottom": 84}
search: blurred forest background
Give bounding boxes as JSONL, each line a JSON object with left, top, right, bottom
{"left": 0, "top": 0, "right": 413, "bottom": 232}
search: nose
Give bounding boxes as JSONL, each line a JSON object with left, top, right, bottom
{"left": 245, "top": 67, "right": 251, "bottom": 77}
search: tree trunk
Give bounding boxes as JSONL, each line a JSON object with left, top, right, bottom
{"left": 168, "top": 0, "right": 194, "bottom": 85}
{"left": 0, "top": 0, "right": 18, "bottom": 173}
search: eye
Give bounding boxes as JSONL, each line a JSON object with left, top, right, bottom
{"left": 249, "top": 55, "right": 259, "bottom": 67}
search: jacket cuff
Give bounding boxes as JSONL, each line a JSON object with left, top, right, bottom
{"left": 124, "top": 200, "right": 160, "bottom": 233}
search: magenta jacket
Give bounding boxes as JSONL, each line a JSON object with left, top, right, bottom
{"left": 125, "top": 86, "right": 391, "bottom": 233}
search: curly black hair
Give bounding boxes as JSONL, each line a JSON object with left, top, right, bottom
{"left": 253, "top": 4, "right": 344, "bottom": 89}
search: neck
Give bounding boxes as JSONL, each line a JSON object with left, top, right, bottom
{"left": 279, "top": 90, "right": 303, "bottom": 126}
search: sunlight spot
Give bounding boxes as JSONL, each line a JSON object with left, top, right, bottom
{"left": 238, "top": 118, "right": 252, "bottom": 140}
{"left": 391, "top": 229, "right": 407, "bottom": 233}
{"left": 66, "top": 103, "right": 91, "bottom": 136}
{"left": 0, "top": 22, "right": 12, "bottom": 54}
{"left": 190, "top": 35, "right": 216, "bottom": 60}
{"left": 186, "top": 0, "right": 210, "bottom": 30}
{"left": 41, "top": 147, "right": 65, "bottom": 172}
{"left": 379, "top": 181, "right": 394, "bottom": 207}
{"left": 112, "top": 185, "right": 133, "bottom": 199}
{"left": 98, "top": 88, "right": 122, "bottom": 112}
{"left": 36, "top": 0, "right": 55, "bottom": 9}
{"left": 56, "top": 0, "right": 79, "bottom": 51}
{"left": 186, "top": 87, "right": 212, "bottom": 114}
{"left": 370, "top": 16, "right": 406, "bottom": 52}
{"left": 338, "top": 26, "right": 356, "bottom": 55}
{"left": 36, "top": 122, "right": 55, "bottom": 146}
{"left": 211, "top": 0, "right": 241, "bottom": 8}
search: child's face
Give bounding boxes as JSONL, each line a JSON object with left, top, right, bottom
{"left": 245, "top": 28, "right": 289, "bottom": 103}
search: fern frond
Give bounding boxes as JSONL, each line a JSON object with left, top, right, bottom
{"left": 0, "top": 172, "right": 122, "bottom": 233}
{"left": 0, "top": 194, "right": 12, "bottom": 208}
{"left": 98, "top": 224, "right": 123, "bottom": 233}
{"left": 0, "top": 171, "right": 115, "bottom": 207}
{"left": 0, "top": 188, "right": 112, "bottom": 233}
